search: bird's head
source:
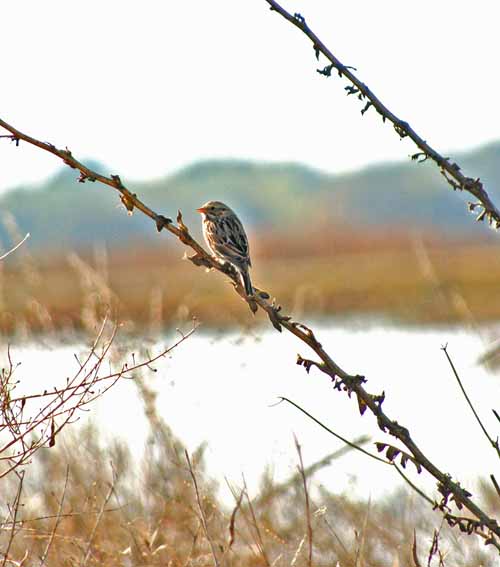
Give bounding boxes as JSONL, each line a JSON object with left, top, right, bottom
{"left": 196, "top": 200, "right": 233, "bottom": 220}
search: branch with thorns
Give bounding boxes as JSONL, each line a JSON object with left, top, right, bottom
{"left": 264, "top": 0, "right": 500, "bottom": 229}
{"left": 1, "top": 111, "right": 500, "bottom": 549}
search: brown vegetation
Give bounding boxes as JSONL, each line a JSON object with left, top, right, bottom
{"left": 1, "top": 228, "right": 500, "bottom": 336}
{"left": 2, "top": 373, "right": 498, "bottom": 566}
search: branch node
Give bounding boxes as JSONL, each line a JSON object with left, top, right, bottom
{"left": 296, "top": 354, "right": 320, "bottom": 374}
{"left": 62, "top": 148, "right": 76, "bottom": 168}
{"left": 155, "top": 214, "right": 172, "bottom": 232}
{"left": 316, "top": 64, "right": 334, "bottom": 77}
{"left": 78, "top": 171, "right": 96, "bottom": 183}
{"left": 360, "top": 101, "right": 372, "bottom": 116}
{"left": 120, "top": 193, "right": 136, "bottom": 214}
{"left": 110, "top": 174, "right": 124, "bottom": 190}
{"left": 410, "top": 152, "right": 428, "bottom": 163}
{"left": 393, "top": 121, "right": 409, "bottom": 138}
{"left": 344, "top": 85, "right": 359, "bottom": 96}
{"left": 177, "top": 210, "right": 189, "bottom": 233}
{"left": 293, "top": 12, "right": 306, "bottom": 26}
{"left": 256, "top": 288, "right": 270, "bottom": 300}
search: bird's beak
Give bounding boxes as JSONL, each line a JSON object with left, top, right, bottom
{"left": 196, "top": 206, "right": 207, "bottom": 214}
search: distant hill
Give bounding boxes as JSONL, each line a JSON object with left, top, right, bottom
{"left": 1, "top": 142, "right": 499, "bottom": 252}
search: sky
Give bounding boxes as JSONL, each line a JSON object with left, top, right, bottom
{"left": 1, "top": 1, "right": 500, "bottom": 193}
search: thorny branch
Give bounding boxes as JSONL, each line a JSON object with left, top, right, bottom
{"left": 0, "top": 116, "right": 259, "bottom": 315}
{"left": 264, "top": 0, "right": 500, "bottom": 229}
{"left": 1, "top": 103, "right": 500, "bottom": 549}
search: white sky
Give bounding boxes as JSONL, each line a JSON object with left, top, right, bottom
{"left": 1, "top": 1, "right": 499, "bottom": 193}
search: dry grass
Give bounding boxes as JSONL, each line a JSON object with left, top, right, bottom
{"left": 2, "top": 228, "right": 500, "bottom": 336}
{"left": 2, "top": 373, "right": 498, "bottom": 567}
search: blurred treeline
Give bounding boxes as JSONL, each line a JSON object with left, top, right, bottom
{"left": 1, "top": 141, "right": 500, "bottom": 333}
{"left": 2, "top": 141, "right": 500, "bottom": 250}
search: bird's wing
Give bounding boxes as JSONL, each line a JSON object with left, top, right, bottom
{"left": 216, "top": 216, "right": 251, "bottom": 267}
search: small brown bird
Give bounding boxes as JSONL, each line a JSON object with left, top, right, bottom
{"left": 196, "top": 200, "right": 253, "bottom": 296}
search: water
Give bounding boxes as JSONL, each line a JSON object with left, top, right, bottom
{"left": 6, "top": 320, "right": 500, "bottom": 504}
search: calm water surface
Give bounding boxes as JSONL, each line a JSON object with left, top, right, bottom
{"left": 8, "top": 319, "right": 500, "bottom": 503}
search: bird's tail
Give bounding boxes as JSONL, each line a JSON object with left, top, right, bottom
{"left": 241, "top": 269, "right": 253, "bottom": 296}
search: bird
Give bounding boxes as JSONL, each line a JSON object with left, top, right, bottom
{"left": 196, "top": 200, "right": 254, "bottom": 297}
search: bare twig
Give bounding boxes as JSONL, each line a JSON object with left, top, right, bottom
{"left": 412, "top": 530, "right": 423, "bottom": 567}
{"left": 228, "top": 488, "right": 244, "bottom": 550}
{"left": 1, "top": 321, "right": 197, "bottom": 479}
{"left": 39, "top": 465, "right": 69, "bottom": 566}
{"left": 2, "top": 507, "right": 123, "bottom": 528}
{"left": 442, "top": 344, "right": 500, "bottom": 459}
{"left": 490, "top": 475, "right": 500, "bottom": 504}
{"left": 185, "top": 451, "right": 220, "bottom": 567}
{"left": 294, "top": 436, "right": 313, "bottom": 567}
{"left": 80, "top": 462, "right": 117, "bottom": 566}
{"left": 354, "top": 497, "right": 371, "bottom": 567}
{"left": 225, "top": 479, "right": 271, "bottom": 563}
{"left": 277, "top": 397, "right": 387, "bottom": 464}
{"left": 242, "top": 477, "right": 271, "bottom": 567}
{"left": 1, "top": 471, "right": 24, "bottom": 567}
{"left": 0, "top": 233, "right": 30, "bottom": 261}
{"left": 263, "top": 1, "right": 500, "bottom": 228}
{"left": 259, "top": 435, "right": 370, "bottom": 502}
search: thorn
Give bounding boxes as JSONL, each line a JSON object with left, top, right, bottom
{"left": 293, "top": 13, "right": 306, "bottom": 25}
{"left": 120, "top": 193, "right": 135, "bottom": 214}
{"left": 360, "top": 101, "right": 372, "bottom": 115}
{"left": 344, "top": 86, "right": 359, "bottom": 96}
{"left": 156, "top": 214, "right": 172, "bottom": 232}
{"left": 317, "top": 64, "right": 334, "bottom": 77}
{"left": 111, "top": 174, "right": 123, "bottom": 187}
{"left": 476, "top": 209, "right": 486, "bottom": 222}
{"left": 177, "top": 210, "right": 189, "bottom": 233}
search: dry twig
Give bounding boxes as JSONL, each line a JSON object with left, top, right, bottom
{"left": 442, "top": 344, "right": 500, "bottom": 459}
{"left": 185, "top": 451, "right": 220, "bottom": 567}
{"left": 81, "top": 462, "right": 117, "bottom": 566}
{"left": 0, "top": 318, "right": 197, "bottom": 478}
{"left": 0, "top": 233, "right": 30, "bottom": 261}
{"left": 1, "top": 471, "right": 24, "bottom": 567}
{"left": 39, "top": 465, "right": 70, "bottom": 566}
{"left": 294, "top": 436, "right": 313, "bottom": 567}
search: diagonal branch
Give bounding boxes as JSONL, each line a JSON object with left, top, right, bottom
{"left": 1, "top": 117, "right": 500, "bottom": 550}
{"left": 264, "top": 0, "right": 500, "bottom": 229}
{"left": 0, "top": 117, "right": 258, "bottom": 313}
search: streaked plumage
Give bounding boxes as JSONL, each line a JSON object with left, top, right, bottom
{"left": 196, "top": 201, "right": 253, "bottom": 296}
